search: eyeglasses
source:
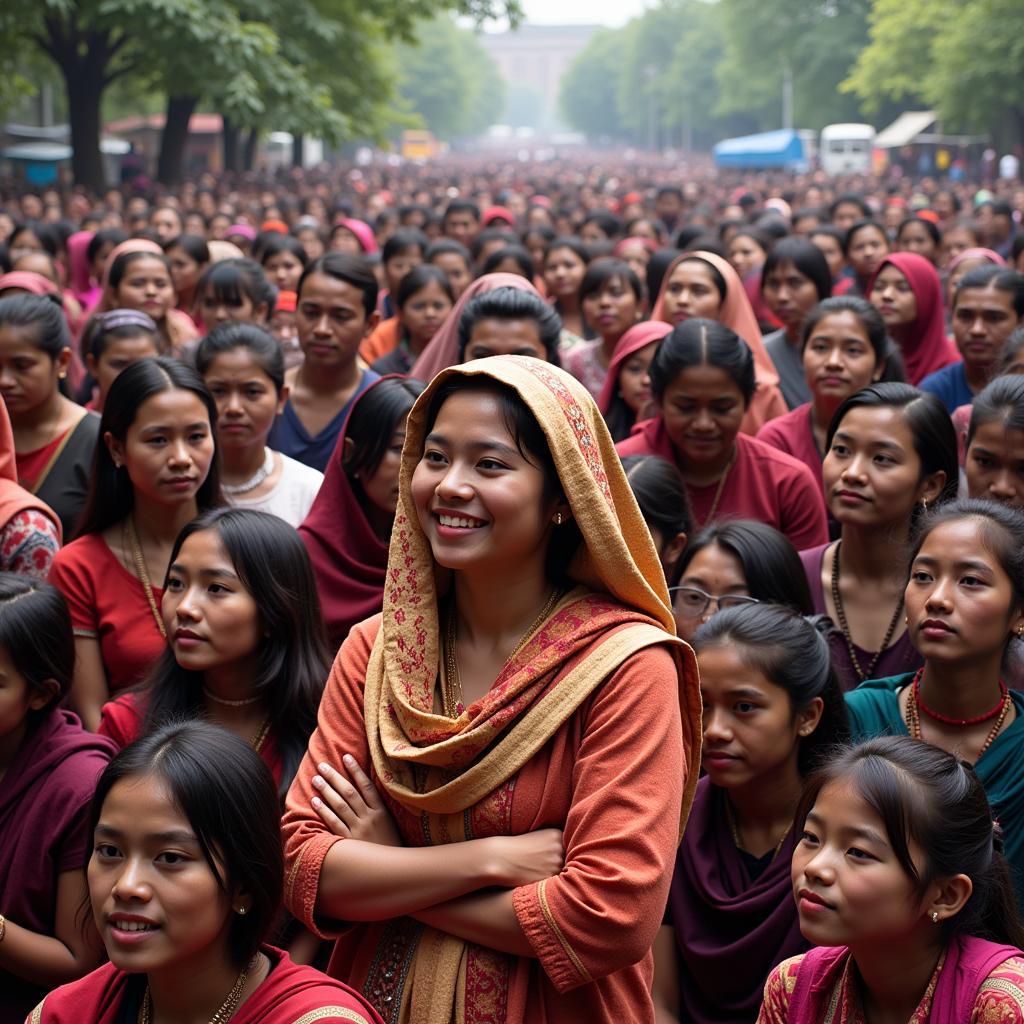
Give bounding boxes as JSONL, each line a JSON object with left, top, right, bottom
{"left": 669, "top": 586, "right": 760, "bottom": 618}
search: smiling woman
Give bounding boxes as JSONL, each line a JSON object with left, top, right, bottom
{"left": 47, "top": 359, "right": 221, "bottom": 731}
{"left": 31, "top": 722, "right": 383, "bottom": 1023}
{"left": 282, "top": 356, "right": 701, "bottom": 1024}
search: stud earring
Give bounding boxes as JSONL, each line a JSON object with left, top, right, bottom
{"left": 235, "top": 905, "right": 248, "bottom": 916}
{"left": 921, "top": 498, "right": 928, "bottom": 512}
{"left": 1017, "top": 623, "right": 1024, "bottom": 639}
{"left": 930, "top": 911, "right": 939, "bottom": 923}
{"left": 554, "top": 512, "right": 563, "bottom": 525}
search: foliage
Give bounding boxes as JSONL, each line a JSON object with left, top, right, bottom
{"left": 558, "top": 28, "right": 630, "bottom": 142}
{"left": 394, "top": 16, "right": 504, "bottom": 140}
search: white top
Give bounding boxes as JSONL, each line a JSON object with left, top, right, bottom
{"left": 227, "top": 452, "right": 324, "bottom": 528}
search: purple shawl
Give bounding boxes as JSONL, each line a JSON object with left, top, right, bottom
{"left": 0, "top": 709, "right": 115, "bottom": 1020}
{"left": 788, "top": 937, "right": 1021, "bottom": 1022}
{"left": 669, "top": 777, "right": 807, "bottom": 1023}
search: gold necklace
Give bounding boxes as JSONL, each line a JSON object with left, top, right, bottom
{"left": 724, "top": 799, "right": 791, "bottom": 861}
{"left": 137, "top": 955, "right": 257, "bottom": 1024}
{"left": 442, "top": 588, "right": 562, "bottom": 719}
{"left": 125, "top": 517, "right": 167, "bottom": 640}
{"left": 690, "top": 446, "right": 737, "bottom": 528}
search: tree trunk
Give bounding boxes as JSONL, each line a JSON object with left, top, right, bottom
{"left": 243, "top": 126, "right": 259, "bottom": 171}
{"left": 156, "top": 94, "right": 199, "bottom": 185}
{"left": 65, "top": 58, "right": 107, "bottom": 191}
{"left": 292, "top": 133, "right": 305, "bottom": 168}
{"left": 222, "top": 116, "right": 240, "bottom": 173}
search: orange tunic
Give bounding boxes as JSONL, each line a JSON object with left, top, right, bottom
{"left": 359, "top": 317, "right": 402, "bottom": 365}
{"left": 282, "top": 615, "right": 685, "bottom": 1024}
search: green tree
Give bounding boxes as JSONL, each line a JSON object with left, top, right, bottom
{"left": 559, "top": 28, "right": 631, "bottom": 142}
{"left": 845, "top": 0, "right": 1024, "bottom": 145}
{"left": 395, "top": 15, "right": 504, "bottom": 140}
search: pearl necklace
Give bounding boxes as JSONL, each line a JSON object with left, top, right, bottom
{"left": 221, "top": 448, "right": 275, "bottom": 495}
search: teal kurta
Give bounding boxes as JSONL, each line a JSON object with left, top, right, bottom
{"left": 846, "top": 673, "right": 1024, "bottom": 908}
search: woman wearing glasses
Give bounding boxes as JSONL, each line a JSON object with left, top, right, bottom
{"left": 669, "top": 521, "right": 813, "bottom": 643}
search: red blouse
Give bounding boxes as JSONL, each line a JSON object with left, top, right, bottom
{"left": 48, "top": 533, "right": 166, "bottom": 694}
{"left": 756, "top": 403, "right": 826, "bottom": 503}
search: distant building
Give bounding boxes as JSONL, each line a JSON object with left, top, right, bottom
{"left": 479, "top": 23, "right": 600, "bottom": 134}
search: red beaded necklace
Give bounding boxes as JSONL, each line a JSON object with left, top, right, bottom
{"left": 912, "top": 668, "right": 1008, "bottom": 726}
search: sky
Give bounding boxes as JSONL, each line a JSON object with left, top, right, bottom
{"left": 499, "top": 0, "right": 653, "bottom": 28}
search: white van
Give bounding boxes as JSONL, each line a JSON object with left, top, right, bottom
{"left": 820, "top": 123, "right": 875, "bottom": 176}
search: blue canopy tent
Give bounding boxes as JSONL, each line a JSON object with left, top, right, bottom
{"left": 713, "top": 130, "right": 809, "bottom": 171}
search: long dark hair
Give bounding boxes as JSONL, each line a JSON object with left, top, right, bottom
{"left": 75, "top": 357, "right": 222, "bottom": 537}
{"left": 620, "top": 455, "right": 693, "bottom": 565}
{"left": 968, "top": 375, "right": 1024, "bottom": 447}
{"left": 825, "top": 384, "right": 960, "bottom": 524}
{"left": 649, "top": 319, "right": 756, "bottom": 407}
{"left": 87, "top": 722, "right": 284, "bottom": 969}
{"left": 795, "top": 737, "right": 1024, "bottom": 947}
{"left": 139, "top": 508, "right": 329, "bottom": 798}
{"left": 695, "top": 603, "right": 849, "bottom": 774}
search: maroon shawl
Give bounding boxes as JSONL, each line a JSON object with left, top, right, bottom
{"left": 298, "top": 377, "right": 393, "bottom": 648}
{"left": 669, "top": 778, "right": 805, "bottom": 1023}
{"left": 1, "top": 709, "right": 115, "bottom": 1020}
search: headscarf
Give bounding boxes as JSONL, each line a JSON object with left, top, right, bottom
{"left": 363, "top": 355, "right": 700, "bottom": 1019}
{"left": 0, "top": 399, "right": 61, "bottom": 538}
{"left": 650, "top": 250, "right": 787, "bottom": 433}
{"left": 333, "top": 217, "right": 378, "bottom": 255}
{"left": 946, "top": 247, "right": 1006, "bottom": 275}
{"left": 207, "top": 239, "right": 245, "bottom": 263}
{"left": 613, "top": 236, "right": 657, "bottom": 259}
{"left": 867, "top": 252, "right": 959, "bottom": 385}
{"left": 596, "top": 320, "right": 671, "bottom": 415}
{"left": 409, "top": 272, "right": 542, "bottom": 381}
{"left": 0, "top": 271, "right": 59, "bottom": 297}
{"left": 65, "top": 231, "right": 96, "bottom": 305}
{"left": 298, "top": 376, "right": 403, "bottom": 647}
{"left": 482, "top": 206, "right": 516, "bottom": 227}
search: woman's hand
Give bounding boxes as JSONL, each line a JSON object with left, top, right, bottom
{"left": 485, "top": 829, "right": 565, "bottom": 888}
{"left": 311, "top": 755, "right": 402, "bottom": 847}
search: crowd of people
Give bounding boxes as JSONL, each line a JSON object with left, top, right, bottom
{"left": 2, "top": 155, "right": 1024, "bottom": 1022}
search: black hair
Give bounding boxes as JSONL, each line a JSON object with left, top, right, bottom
{"left": 343, "top": 377, "right": 425, "bottom": 484}
{"left": 75, "top": 357, "right": 221, "bottom": 537}
{"left": 1002, "top": 328, "right": 1024, "bottom": 373}
{"left": 800, "top": 296, "right": 888, "bottom": 367}
{"left": 795, "top": 736, "right": 1024, "bottom": 948}
{"left": 620, "top": 455, "right": 693, "bottom": 557}
{"left": 656, "top": 186, "right": 684, "bottom": 202}
{"left": 694, "top": 603, "right": 850, "bottom": 774}
{"left": 672, "top": 520, "right": 814, "bottom": 611}
{"left": 87, "top": 228, "right": 128, "bottom": 265}
{"left": 297, "top": 252, "right": 378, "bottom": 319}
{"left": 580, "top": 211, "right": 622, "bottom": 241}
{"left": 896, "top": 216, "right": 941, "bottom": 250}
{"left": 761, "top": 237, "right": 833, "bottom": 303}
{"left": 394, "top": 264, "right": 454, "bottom": 311}
{"left": 254, "top": 231, "right": 308, "bottom": 270}
{"left": 457, "top": 286, "right": 562, "bottom": 364}
{"left": 87, "top": 721, "right": 285, "bottom": 968}
{"left": 426, "top": 239, "right": 472, "bottom": 268}
{"left": 543, "top": 237, "right": 590, "bottom": 268}
{"left": 793, "top": 206, "right": 825, "bottom": 228}
{"left": 138, "top": 509, "right": 329, "bottom": 798}
{"left": 163, "top": 233, "right": 210, "bottom": 266}
{"left": 954, "top": 265, "right": 1024, "bottom": 317}
{"left": 196, "top": 322, "right": 285, "bottom": 394}
{"left": 808, "top": 225, "right": 844, "bottom": 248}
{"left": 825, "top": 383, "right": 960, "bottom": 514}
{"left": 108, "top": 249, "right": 172, "bottom": 293}
{"left": 443, "top": 200, "right": 481, "bottom": 223}
{"left": 8, "top": 220, "right": 59, "bottom": 258}
{"left": 84, "top": 309, "right": 159, "bottom": 362}
{"left": 672, "top": 256, "right": 728, "bottom": 304}
{"left": 649, "top": 318, "right": 756, "bottom": 407}
{"left": 195, "top": 258, "right": 275, "bottom": 317}
{"left": 910, "top": 498, "right": 1024, "bottom": 636}
{"left": 0, "top": 574, "right": 75, "bottom": 712}
{"left": 579, "top": 259, "right": 643, "bottom": 306}
{"left": 522, "top": 224, "right": 555, "bottom": 247}
{"left": 0, "top": 292, "right": 70, "bottom": 358}
{"left": 1012, "top": 234, "right": 1024, "bottom": 265}
{"left": 471, "top": 228, "right": 518, "bottom": 265}
{"left": 829, "top": 194, "right": 871, "bottom": 222}
{"left": 151, "top": 205, "right": 183, "bottom": 230}
{"left": 842, "top": 219, "right": 889, "bottom": 258}
{"left": 646, "top": 248, "right": 683, "bottom": 305}
{"left": 422, "top": 376, "right": 583, "bottom": 587}
{"left": 479, "top": 245, "right": 533, "bottom": 281}
{"left": 728, "top": 227, "right": 771, "bottom": 256}
{"left": 382, "top": 229, "right": 429, "bottom": 265}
